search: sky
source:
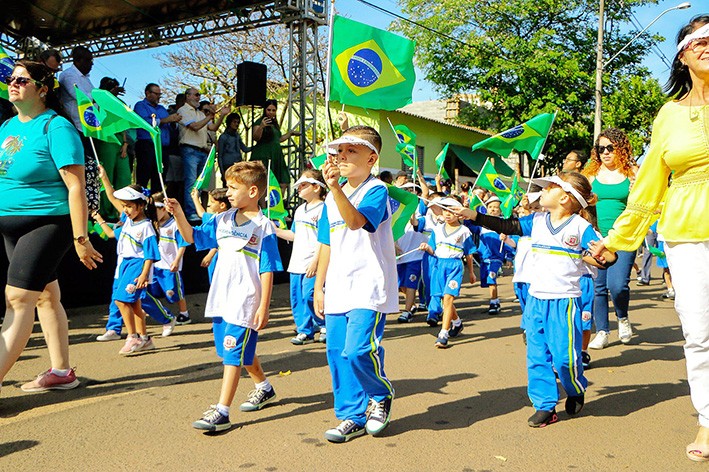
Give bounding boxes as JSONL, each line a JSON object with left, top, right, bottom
{"left": 89, "top": 0, "right": 700, "bottom": 108}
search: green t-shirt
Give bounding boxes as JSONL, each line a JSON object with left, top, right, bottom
{"left": 592, "top": 177, "right": 631, "bottom": 237}
{"left": 0, "top": 110, "right": 84, "bottom": 216}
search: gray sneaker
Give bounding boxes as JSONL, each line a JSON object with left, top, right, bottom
{"left": 239, "top": 387, "right": 277, "bottom": 412}
{"left": 618, "top": 318, "right": 633, "bottom": 344}
{"left": 365, "top": 397, "right": 392, "bottom": 435}
{"left": 324, "top": 419, "right": 366, "bottom": 443}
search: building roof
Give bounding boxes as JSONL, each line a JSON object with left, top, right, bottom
{"left": 396, "top": 100, "right": 493, "bottom": 136}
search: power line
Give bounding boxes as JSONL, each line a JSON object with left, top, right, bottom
{"left": 629, "top": 11, "right": 672, "bottom": 69}
{"left": 352, "top": 0, "right": 473, "bottom": 48}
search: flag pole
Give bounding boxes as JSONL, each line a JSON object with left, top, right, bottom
{"left": 267, "top": 159, "right": 272, "bottom": 220}
{"left": 324, "top": 0, "right": 337, "bottom": 143}
{"left": 386, "top": 117, "right": 402, "bottom": 143}
{"left": 151, "top": 114, "right": 168, "bottom": 197}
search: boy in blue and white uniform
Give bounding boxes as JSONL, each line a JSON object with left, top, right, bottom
{"left": 167, "top": 161, "right": 283, "bottom": 432}
{"left": 315, "top": 126, "right": 397, "bottom": 443}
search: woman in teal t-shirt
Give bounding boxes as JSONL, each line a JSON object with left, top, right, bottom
{"left": 582, "top": 128, "right": 638, "bottom": 351}
{"left": 0, "top": 60, "right": 102, "bottom": 395}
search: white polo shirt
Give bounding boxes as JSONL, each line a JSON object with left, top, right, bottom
{"left": 288, "top": 201, "right": 324, "bottom": 274}
{"left": 317, "top": 176, "right": 398, "bottom": 314}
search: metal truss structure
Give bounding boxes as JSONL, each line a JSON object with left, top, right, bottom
{"left": 1, "top": 0, "right": 327, "bottom": 215}
{"left": 281, "top": 0, "right": 326, "bottom": 209}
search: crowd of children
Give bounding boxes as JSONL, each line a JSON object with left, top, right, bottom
{"left": 77, "top": 120, "right": 679, "bottom": 445}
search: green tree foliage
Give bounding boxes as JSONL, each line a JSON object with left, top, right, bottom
{"left": 394, "top": 0, "right": 669, "bottom": 164}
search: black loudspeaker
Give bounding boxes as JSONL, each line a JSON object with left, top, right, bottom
{"left": 236, "top": 61, "right": 267, "bottom": 106}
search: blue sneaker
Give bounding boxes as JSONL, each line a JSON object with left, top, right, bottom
{"left": 426, "top": 315, "right": 439, "bottom": 327}
{"left": 192, "top": 405, "right": 231, "bottom": 432}
{"left": 324, "top": 419, "right": 366, "bottom": 443}
{"left": 581, "top": 351, "right": 591, "bottom": 369}
{"left": 397, "top": 311, "right": 413, "bottom": 323}
{"left": 239, "top": 387, "right": 277, "bottom": 412}
{"left": 435, "top": 335, "right": 449, "bottom": 349}
{"left": 449, "top": 322, "right": 464, "bottom": 338}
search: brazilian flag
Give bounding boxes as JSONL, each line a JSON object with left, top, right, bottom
{"left": 264, "top": 168, "right": 288, "bottom": 227}
{"left": 387, "top": 184, "right": 418, "bottom": 241}
{"left": 471, "top": 113, "right": 555, "bottom": 160}
{"left": 477, "top": 158, "right": 511, "bottom": 197}
{"left": 396, "top": 142, "right": 416, "bottom": 168}
{"left": 468, "top": 190, "right": 487, "bottom": 215}
{"left": 0, "top": 46, "right": 15, "bottom": 100}
{"left": 75, "top": 86, "right": 121, "bottom": 145}
{"left": 193, "top": 145, "right": 216, "bottom": 191}
{"left": 500, "top": 174, "right": 525, "bottom": 218}
{"left": 310, "top": 153, "right": 327, "bottom": 170}
{"left": 330, "top": 16, "right": 416, "bottom": 110}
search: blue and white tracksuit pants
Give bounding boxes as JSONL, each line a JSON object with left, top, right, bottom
{"left": 325, "top": 309, "right": 394, "bottom": 426}
{"left": 525, "top": 295, "right": 587, "bottom": 412}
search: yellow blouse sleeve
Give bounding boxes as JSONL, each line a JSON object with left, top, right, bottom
{"left": 604, "top": 111, "right": 671, "bottom": 252}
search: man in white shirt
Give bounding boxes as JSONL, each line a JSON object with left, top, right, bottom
{"left": 178, "top": 87, "right": 228, "bottom": 222}
{"left": 58, "top": 46, "right": 95, "bottom": 132}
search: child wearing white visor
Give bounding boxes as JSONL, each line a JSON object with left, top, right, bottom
{"left": 453, "top": 172, "right": 616, "bottom": 428}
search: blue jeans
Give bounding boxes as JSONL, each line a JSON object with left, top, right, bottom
{"left": 593, "top": 249, "right": 635, "bottom": 333}
{"left": 181, "top": 146, "right": 208, "bottom": 219}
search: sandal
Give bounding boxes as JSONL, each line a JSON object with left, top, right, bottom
{"left": 686, "top": 442, "right": 709, "bottom": 462}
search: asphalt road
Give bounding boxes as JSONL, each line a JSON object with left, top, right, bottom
{"left": 0, "top": 267, "right": 699, "bottom": 471}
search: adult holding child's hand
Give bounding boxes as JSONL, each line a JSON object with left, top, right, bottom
{"left": 590, "top": 15, "right": 709, "bottom": 463}
{"left": 0, "top": 60, "right": 102, "bottom": 396}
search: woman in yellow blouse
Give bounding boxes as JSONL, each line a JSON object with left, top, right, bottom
{"left": 592, "top": 15, "right": 709, "bottom": 462}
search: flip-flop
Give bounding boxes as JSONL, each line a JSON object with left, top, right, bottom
{"left": 686, "top": 442, "right": 709, "bottom": 462}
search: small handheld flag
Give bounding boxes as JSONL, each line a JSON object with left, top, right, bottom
{"left": 387, "top": 184, "right": 418, "bottom": 241}
{"left": 264, "top": 166, "right": 288, "bottom": 227}
{"left": 471, "top": 113, "right": 555, "bottom": 161}
{"left": 75, "top": 86, "right": 121, "bottom": 145}
{"left": 0, "top": 46, "right": 14, "bottom": 100}
{"left": 193, "top": 145, "right": 216, "bottom": 191}
{"left": 434, "top": 143, "right": 450, "bottom": 179}
{"left": 477, "top": 159, "right": 511, "bottom": 197}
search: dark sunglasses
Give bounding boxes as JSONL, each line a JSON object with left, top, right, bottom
{"left": 4, "top": 75, "right": 42, "bottom": 87}
{"left": 596, "top": 144, "right": 614, "bottom": 154}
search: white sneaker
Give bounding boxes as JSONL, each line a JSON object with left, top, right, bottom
{"left": 96, "top": 330, "right": 121, "bottom": 342}
{"left": 162, "top": 318, "right": 176, "bottom": 337}
{"left": 588, "top": 331, "right": 609, "bottom": 350}
{"left": 618, "top": 318, "right": 633, "bottom": 344}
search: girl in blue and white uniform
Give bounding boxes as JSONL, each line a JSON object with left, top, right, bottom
{"left": 455, "top": 172, "right": 617, "bottom": 427}
{"left": 101, "top": 182, "right": 161, "bottom": 355}
{"left": 419, "top": 197, "right": 476, "bottom": 349}
{"left": 275, "top": 169, "right": 327, "bottom": 345}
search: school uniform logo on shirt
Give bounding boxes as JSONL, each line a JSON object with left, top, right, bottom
{"left": 248, "top": 235, "right": 259, "bottom": 246}
{"left": 564, "top": 234, "right": 579, "bottom": 247}
{"left": 448, "top": 280, "right": 459, "bottom": 290}
{"left": 223, "top": 335, "right": 237, "bottom": 350}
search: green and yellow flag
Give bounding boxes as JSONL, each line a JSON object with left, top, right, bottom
{"left": 0, "top": 46, "right": 15, "bottom": 100}
{"left": 477, "top": 158, "right": 511, "bottom": 197}
{"left": 193, "top": 145, "right": 216, "bottom": 191}
{"left": 396, "top": 142, "right": 416, "bottom": 169}
{"left": 500, "top": 174, "right": 525, "bottom": 218}
{"left": 387, "top": 184, "right": 418, "bottom": 241}
{"left": 471, "top": 113, "right": 555, "bottom": 160}
{"left": 468, "top": 190, "right": 487, "bottom": 215}
{"left": 435, "top": 143, "right": 450, "bottom": 179}
{"left": 75, "top": 86, "right": 121, "bottom": 145}
{"left": 393, "top": 124, "right": 416, "bottom": 145}
{"left": 264, "top": 168, "right": 288, "bottom": 227}
{"left": 92, "top": 89, "right": 164, "bottom": 172}
{"left": 330, "top": 16, "right": 416, "bottom": 110}
{"left": 310, "top": 153, "right": 327, "bottom": 170}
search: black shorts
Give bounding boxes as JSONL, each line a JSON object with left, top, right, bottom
{"left": 0, "top": 214, "right": 73, "bottom": 291}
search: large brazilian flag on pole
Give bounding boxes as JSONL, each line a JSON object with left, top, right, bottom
{"left": 329, "top": 15, "right": 416, "bottom": 111}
